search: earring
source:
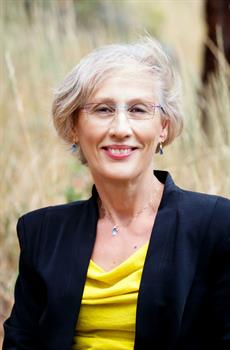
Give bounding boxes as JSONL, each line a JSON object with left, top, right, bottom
{"left": 71, "top": 143, "right": 78, "bottom": 153}
{"left": 159, "top": 142, "right": 163, "bottom": 155}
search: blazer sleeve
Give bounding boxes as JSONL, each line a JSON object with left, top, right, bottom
{"left": 3, "top": 215, "right": 46, "bottom": 350}
{"left": 209, "top": 197, "right": 230, "bottom": 349}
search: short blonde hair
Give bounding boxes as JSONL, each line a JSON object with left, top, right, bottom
{"left": 52, "top": 37, "right": 183, "bottom": 151}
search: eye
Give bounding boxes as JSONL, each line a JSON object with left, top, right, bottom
{"left": 93, "top": 104, "right": 114, "bottom": 114}
{"left": 129, "top": 104, "right": 149, "bottom": 113}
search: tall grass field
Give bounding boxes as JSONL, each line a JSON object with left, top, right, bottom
{"left": 1, "top": 0, "right": 229, "bottom": 344}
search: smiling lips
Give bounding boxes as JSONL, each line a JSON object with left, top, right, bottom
{"left": 102, "top": 145, "right": 138, "bottom": 159}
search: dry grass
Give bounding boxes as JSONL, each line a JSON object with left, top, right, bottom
{"left": 1, "top": 0, "right": 229, "bottom": 345}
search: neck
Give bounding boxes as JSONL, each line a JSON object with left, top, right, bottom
{"left": 93, "top": 170, "right": 163, "bottom": 221}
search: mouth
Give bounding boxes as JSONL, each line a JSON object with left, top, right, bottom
{"left": 102, "top": 145, "right": 138, "bottom": 159}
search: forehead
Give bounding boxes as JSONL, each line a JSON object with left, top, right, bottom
{"left": 89, "top": 66, "right": 160, "bottom": 102}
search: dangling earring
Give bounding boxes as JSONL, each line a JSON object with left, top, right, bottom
{"left": 159, "top": 142, "right": 163, "bottom": 155}
{"left": 71, "top": 143, "right": 78, "bottom": 153}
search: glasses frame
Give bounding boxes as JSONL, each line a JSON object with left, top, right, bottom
{"left": 80, "top": 101, "right": 166, "bottom": 121}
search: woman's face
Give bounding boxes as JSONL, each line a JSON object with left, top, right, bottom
{"left": 74, "top": 67, "right": 168, "bottom": 184}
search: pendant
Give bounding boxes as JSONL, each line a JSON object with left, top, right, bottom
{"left": 112, "top": 225, "right": 119, "bottom": 236}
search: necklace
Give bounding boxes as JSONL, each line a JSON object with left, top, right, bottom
{"left": 99, "top": 189, "right": 159, "bottom": 236}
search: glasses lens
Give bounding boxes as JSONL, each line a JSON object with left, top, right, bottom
{"left": 128, "top": 103, "right": 154, "bottom": 119}
{"left": 82, "top": 104, "right": 113, "bottom": 125}
{"left": 86, "top": 103, "right": 115, "bottom": 118}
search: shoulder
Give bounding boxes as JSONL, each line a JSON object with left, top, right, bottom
{"left": 20, "top": 199, "right": 89, "bottom": 226}
{"left": 16, "top": 199, "right": 92, "bottom": 253}
{"left": 159, "top": 170, "right": 230, "bottom": 219}
{"left": 176, "top": 187, "right": 230, "bottom": 246}
{"left": 178, "top": 187, "right": 230, "bottom": 217}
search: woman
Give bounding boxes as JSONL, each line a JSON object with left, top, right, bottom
{"left": 3, "top": 37, "right": 230, "bottom": 350}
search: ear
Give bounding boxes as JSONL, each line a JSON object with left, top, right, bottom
{"left": 159, "top": 118, "right": 169, "bottom": 143}
{"left": 71, "top": 113, "right": 80, "bottom": 143}
{"left": 72, "top": 127, "right": 79, "bottom": 144}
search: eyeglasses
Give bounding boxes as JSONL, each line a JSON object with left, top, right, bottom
{"left": 80, "top": 102, "right": 165, "bottom": 123}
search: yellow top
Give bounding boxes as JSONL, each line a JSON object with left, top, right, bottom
{"left": 71, "top": 243, "right": 149, "bottom": 350}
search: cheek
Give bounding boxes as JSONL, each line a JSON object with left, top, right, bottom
{"left": 138, "top": 124, "right": 161, "bottom": 144}
{"left": 77, "top": 128, "right": 102, "bottom": 160}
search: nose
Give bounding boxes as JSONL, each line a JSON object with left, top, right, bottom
{"left": 108, "top": 110, "right": 132, "bottom": 139}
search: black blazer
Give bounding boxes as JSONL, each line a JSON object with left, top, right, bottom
{"left": 3, "top": 171, "right": 230, "bottom": 350}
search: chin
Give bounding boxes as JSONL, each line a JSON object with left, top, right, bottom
{"left": 99, "top": 167, "right": 141, "bottom": 182}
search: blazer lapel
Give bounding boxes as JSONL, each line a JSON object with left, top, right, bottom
{"left": 135, "top": 172, "right": 181, "bottom": 349}
{"left": 40, "top": 192, "right": 99, "bottom": 350}
{"left": 64, "top": 193, "right": 99, "bottom": 347}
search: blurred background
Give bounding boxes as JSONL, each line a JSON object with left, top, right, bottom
{"left": 1, "top": 0, "right": 230, "bottom": 344}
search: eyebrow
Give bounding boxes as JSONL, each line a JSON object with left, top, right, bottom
{"left": 90, "top": 97, "right": 155, "bottom": 104}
